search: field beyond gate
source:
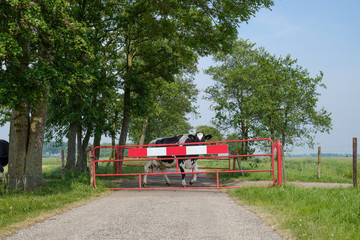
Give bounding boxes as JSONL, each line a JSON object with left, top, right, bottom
{"left": 92, "top": 138, "right": 283, "bottom": 190}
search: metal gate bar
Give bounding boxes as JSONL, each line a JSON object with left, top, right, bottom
{"left": 92, "top": 138, "right": 283, "bottom": 190}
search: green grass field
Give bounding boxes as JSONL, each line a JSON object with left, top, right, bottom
{"left": 200, "top": 156, "right": 357, "bottom": 184}
{"left": 230, "top": 186, "right": 360, "bottom": 239}
{"left": 1, "top": 156, "right": 359, "bottom": 239}
{"left": 284, "top": 157, "right": 355, "bottom": 183}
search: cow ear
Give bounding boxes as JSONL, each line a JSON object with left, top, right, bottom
{"left": 205, "top": 135, "right": 212, "bottom": 140}
{"left": 188, "top": 134, "right": 195, "bottom": 140}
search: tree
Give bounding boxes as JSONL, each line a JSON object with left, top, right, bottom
{"left": 114, "top": 0, "right": 275, "bottom": 148}
{"left": 0, "top": 0, "right": 275, "bottom": 188}
{"left": 225, "top": 133, "right": 253, "bottom": 156}
{"left": 0, "top": 0, "right": 89, "bottom": 190}
{"left": 205, "top": 39, "right": 332, "bottom": 155}
{"left": 195, "top": 125, "right": 223, "bottom": 142}
{"left": 129, "top": 76, "right": 198, "bottom": 145}
{"left": 48, "top": 0, "right": 275, "bottom": 170}
{"left": 45, "top": 0, "right": 120, "bottom": 171}
{"left": 205, "top": 40, "right": 260, "bottom": 156}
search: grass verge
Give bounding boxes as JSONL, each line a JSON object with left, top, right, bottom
{"left": 0, "top": 168, "right": 112, "bottom": 238}
{"left": 229, "top": 186, "right": 360, "bottom": 239}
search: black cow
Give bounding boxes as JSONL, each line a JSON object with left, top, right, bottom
{"left": 142, "top": 132, "right": 212, "bottom": 187}
{"left": 0, "top": 140, "right": 9, "bottom": 177}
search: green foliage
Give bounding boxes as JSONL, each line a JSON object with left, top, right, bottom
{"left": 205, "top": 39, "right": 332, "bottom": 152}
{"left": 129, "top": 76, "right": 199, "bottom": 144}
{"left": 1, "top": 0, "right": 276, "bottom": 141}
{"left": 195, "top": 125, "right": 223, "bottom": 141}
{"left": 45, "top": 0, "right": 118, "bottom": 143}
{"left": 113, "top": 0, "right": 274, "bottom": 146}
{"left": 224, "top": 133, "right": 255, "bottom": 155}
{"left": 1, "top": 1, "right": 275, "bottom": 187}
{"left": 0, "top": 0, "right": 90, "bottom": 108}
{"left": 0, "top": 106, "right": 11, "bottom": 126}
{"left": 230, "top": 186, "right": 360, "bottom": 239}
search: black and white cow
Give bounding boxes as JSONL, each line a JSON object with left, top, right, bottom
{"left": 142, "top": 132, "right": 212, "bottom": 187}
{"left": 0, "top": 140, "right": 9, "bottom": 178}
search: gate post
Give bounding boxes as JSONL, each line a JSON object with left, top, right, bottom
{"left": 353, "top": 137, "right": 357, "bottom": 188}
{"left": 276, "top": 140, "right": 283, "bottom": 186}
{"left": 87, "top": 146, "right": 94, "bottom": 188}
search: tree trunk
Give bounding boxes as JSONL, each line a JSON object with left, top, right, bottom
{"left": 269, "top": 116, "right": 275, "bottom": 141}
{"left": 7, "top": 103, "right": 29, "bottom": 190}
{"left": 117, "top": 45, "right": 133, "bottom": 172}
{"left": 7, "top": 38, "right": 30, "bottom": 190}
{"left": 83, "top": 130, "right": 91, "bottom": 166}
{"left": 139, "top": 117, "right": 149, "bottom": 145}
{"left": 93, "top": 126, "right": 101, "bottom": 169}
{"left": 76, "top": 125, "right": 82, "bottom": 169}
{"left": 117, "top": 87, "right": 131, "bottom": 173}
{"left": 24, "top": 90, "right": 49, "bottom": 190}
{"left": 241, "top": 119, "right": 248, "bottom": 160}
{"left": 111, "top": 112, "right": 118, "bottom": 174}
{"left": 65, "top": 122, "right": 77, "bottom": 170}
{"left": 75, "top": 125, "right": 91, "bottom": 172}
{"left": 119, "top": 87, "right": 131, "bottom": 147}
{"left": 118, "top": 46, "right": 133, "bottom": 147}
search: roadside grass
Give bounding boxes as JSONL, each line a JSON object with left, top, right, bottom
{"left": 0, "top": 159, "right": 112, "bottom": 238}
{"left": 283, "top": 157, "right": 355, "bottom": 183}
{"left": 229, "top": 186, "right": 360, "bottom": 240}
{"left": 202, "top": 156, "right": 359, "bottom": 239}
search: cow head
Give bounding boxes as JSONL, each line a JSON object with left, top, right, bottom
{"left": 188, "top": 132, "right": 212, "bottom": 142}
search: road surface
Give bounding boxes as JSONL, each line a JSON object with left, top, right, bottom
{"left": 5, "top": 189, "right": 283, "bottom": 240}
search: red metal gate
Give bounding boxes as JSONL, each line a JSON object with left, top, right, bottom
{"left": 92, "top": 138, "right": 283, "bottom": 190}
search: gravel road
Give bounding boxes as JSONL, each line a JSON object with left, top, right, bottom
{"left": 5, "top": 189, "right": 283, "bottom": 240}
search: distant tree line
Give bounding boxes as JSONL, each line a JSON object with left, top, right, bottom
{"left": 42, "top": 142, "right": 66, "bottom": 158}
{"left": 288, "top": 153, "right": 354, "bottom": 158}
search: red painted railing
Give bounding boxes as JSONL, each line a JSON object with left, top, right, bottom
{"left": 92, "top": 138, "right": 283, "bottom": 190}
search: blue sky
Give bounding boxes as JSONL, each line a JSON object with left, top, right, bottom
{"left": 190, "top": 0, "right": 360, "bottom": 154}
{"left": 1, "top": 0, "right": 359, "bottom": 154}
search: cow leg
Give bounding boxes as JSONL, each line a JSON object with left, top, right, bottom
{"left": 143, "top": 161, "right": 152, "bottom": 187}
{"left": 160, "top": 168, "right": 171, "bottom": 186}
{"left": 190, "top": 160, "right": 198, "bottom": 185}
{"left": 179, "top": 161, "right": 187, "bottom": 187}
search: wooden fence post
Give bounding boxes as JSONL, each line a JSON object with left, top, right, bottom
{"left": 353, "top": 138, "right": 357, "bottom": 188}
{"left": 61, "top": 150, "right": 65, "bottom": 180}
{"left": 233, "top": 150, "right": 244, "bottom": 177}
{"left": 317, "top": 146, "right": 321, "bottom": 179}
{"left": 87, "top": 146, "right": 94, "bottom": 188}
